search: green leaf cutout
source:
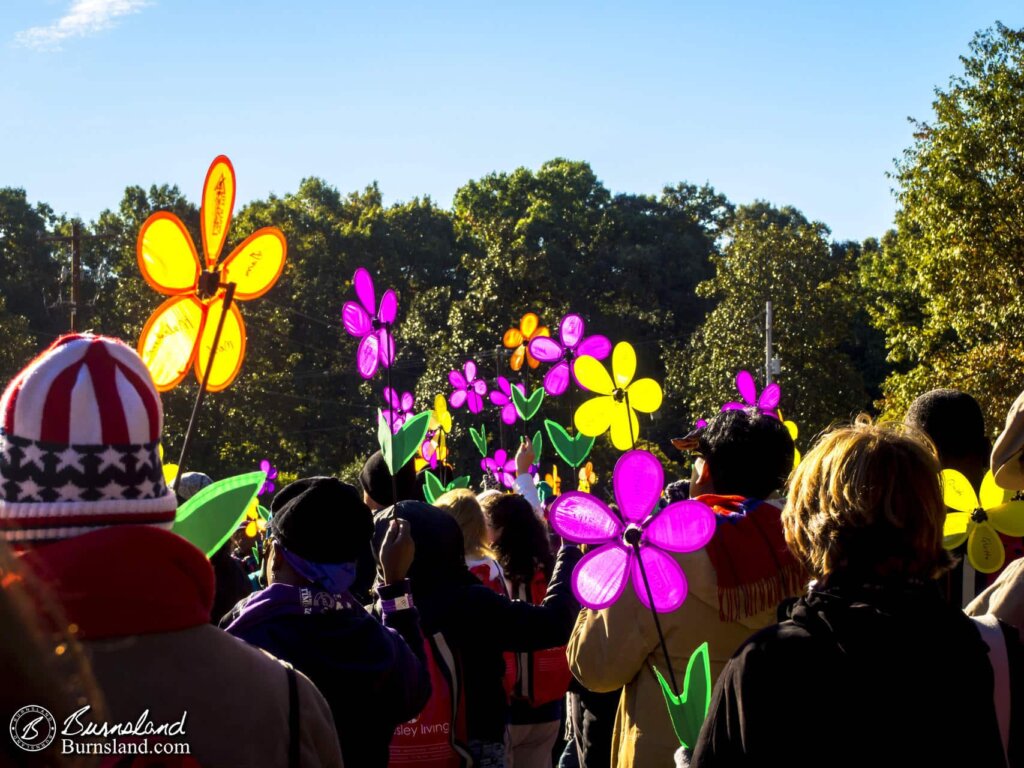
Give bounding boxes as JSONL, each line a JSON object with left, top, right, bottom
{"left": 544, "top": 419, "right": 595, "bottom": 468}
{"left": 469, "top": 424, "right": 488, "bottom": 457}
{"left": 378, "top": 410, "right": 432, "bottom": 475}
{"left": 424, "top": 472, "right": 473, "bottom": 505}
{"left": 423, "top": 471, "right": 446, "bottom": 505}
{"left": 654, "top": 641, "right": 712, "bottom": 750}
{"left": 532, "top": 429, "right": 543, "bottom": 460}
{"left": 257, "top": 505, "right": 271, "bottom": 521}
{"left": 173, "top": 471, "right": 265, "bottom": 558}
{"left": 512, "top": 385, "right": 545, "bottom": 421}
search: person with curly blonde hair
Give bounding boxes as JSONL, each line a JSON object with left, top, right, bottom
{"left": 693, "top": 416, "right": 1023, "bottom": 768}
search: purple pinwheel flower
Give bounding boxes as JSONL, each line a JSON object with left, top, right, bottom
{"left": 527, "top": 313, "right": 612, "bottom": 397}
{"left": 721, "top": 370, "right": 780, "bottom": 419}
{"left": 481, "top": 449, "right": 517, "bottom": 488}
{"left": 694, "top": 418, "right": 708, "bottom": 429}
{"left": 449, "top": 360, "right": 489, "bottom": 414}
{"left": 489, "top": 376, "right": 525, "bottom": 425}
{"left": 382, "top": 387, "right": 414, "bottom": 433}
{"left": 341, "top": 268, "right": 398, "bottom": 379}
{"left": 259, "top": 459, "right": 278, "bottom": 496}
{"left": 549, "top": 450, "right": 715, "bottom": 613}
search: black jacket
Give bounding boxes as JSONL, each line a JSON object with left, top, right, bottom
{"left": 692, "top": 577, "right": 1023, "bottom": 768}
{"left": 374, "top": 501, "right": 583, "bottom": 745}
{"left": 222, "top": 590, "right": 430, "bottom": 768}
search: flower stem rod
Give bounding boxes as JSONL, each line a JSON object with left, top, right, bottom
{"left": 386, "top": 322, "right": 398, "bottom": 505}
{"left": 173, "top": 282, "right": 237, "bottom": 493}
{"left": 632, "top": 540, "right": 679, "bottom": 694}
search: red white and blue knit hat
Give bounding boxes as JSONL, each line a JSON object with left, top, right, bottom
{"left": 0, "top": 334, "right": 176, "bottom": 546}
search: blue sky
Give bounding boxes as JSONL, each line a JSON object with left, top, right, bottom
{"left": 1, "top": 1, "right": 1021, "bottom": 242}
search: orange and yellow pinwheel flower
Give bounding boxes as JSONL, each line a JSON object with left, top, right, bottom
{"left": 503, "top": 312, "right": 550, "bottom": 371}
{"left": 573, "top": 342, "right": 663, "bottom": 451}
{"left": 942, "top": 469, "right": 1024, "bottom": 573}
{"left": 137, "top": 155, "right": 287, "bottom": 392}
{"left": 578, "top": 461, "right": 597, "bottom": 493}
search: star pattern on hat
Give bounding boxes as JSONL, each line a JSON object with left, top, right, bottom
{"left": 0, "top": 433, "right": 166, "bottom": 506}
{"left": 56, "top": 447, "right": 85, "bottom": 473}
{"left": 96, "top": 446, "right": 127, "bottom": 473}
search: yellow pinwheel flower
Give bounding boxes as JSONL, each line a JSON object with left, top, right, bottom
{"left": 779, "top": 410, "right": 801, "bottom": 469}
{"left": 942, "top": 469, "right": 1024, "bottom": 573}
{"left": 572, "top": 342, "right": 663, "bottom": 450}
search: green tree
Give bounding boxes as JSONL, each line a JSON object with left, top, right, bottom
{"left": 682, "top": 203, "right": 872, "bottom": 444}
{"left": 873, "top": 23, "right": 1024, "bottom": 428}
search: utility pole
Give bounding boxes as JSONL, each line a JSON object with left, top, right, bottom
{"left": 765, "top": 300, "right": 774, "bottom": 385}
{"left": 46, "top": 221, "right": 114, "bottom": 332}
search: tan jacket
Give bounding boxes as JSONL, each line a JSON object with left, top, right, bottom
{"left": 567, "top": 548, "right": 781, "bottom": 768}
{"left": 966, "top": 556, "right": 1024, "bottom": 631}
{"left": 86, "top": 625, "right": 343, "bottom": 768}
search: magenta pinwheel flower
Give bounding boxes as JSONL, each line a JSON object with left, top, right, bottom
{"left": 259, "top": 459, "right": 278, "bottom": 496}
{"left": 341, "top": 268, "right": 397, "bottom": 379}
{"left": 721, "top": 370, "right": 780, "bottom": 418}
{"left": 482, "top": 449, "right": 517, "bottom": 488}
{"left": 489, "top": 376, "right": 525, "bottom": 425}
{"left": 550, "top": 450, "right": 715, "bottom": 612}
{"left": 528, "top": 313, "right": 612, "bottom": 396}
{"left": 449, "top": 360, "right": 488, "bottom": 414}
{"left": 382, "top": 387, "right": 414, "bottom": 433}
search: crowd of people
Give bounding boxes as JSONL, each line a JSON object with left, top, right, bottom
{"left": 1, "top": 333, "right": 1021, "bottom": 767}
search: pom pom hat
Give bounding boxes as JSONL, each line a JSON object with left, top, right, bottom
{"left": 0, "top": 334, "right": 176, "bottom": 546}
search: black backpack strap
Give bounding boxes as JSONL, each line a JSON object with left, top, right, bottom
{"left": 286, "top": 664, "right": 301, "bottom": 768}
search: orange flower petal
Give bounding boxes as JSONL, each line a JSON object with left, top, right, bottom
{"left": 201, "top": 156, "right": 236, "bottom": 267}
{"left": 194, "top": 296, "right": 246, "bottom": 392}
{"left": 137, "top": 212, "right": 201, "bottom": 295}
{"left": 138, "top": 295, "right": 206, "bottom": 392}
{"left": 221, "top": 227, "right": 288, "bottom": 300}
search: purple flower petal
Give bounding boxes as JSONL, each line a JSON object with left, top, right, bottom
{"left": 576, "top": 335, "right": 612, "bottom": 360}
{"left": 378, "top": 289, "right": 398, "bottom": 325}
{"left": 353, "top": 268, "right": 376, "bottom": 316}
{"left": 449, "top": 370, "right": 467, "bottom": 390}
{"left": 467, "top": 391, "right": 484, "bottom": 414}
{"left": 721, "top": 402, "right": 745, "bottom": 412}
{"left": 356, "top": 334, "right": 380, "bottom": 379}
{"left": 560, "top": 314, "right": 586, "bottom": 349}
{"left": 400, "top": 391, "right": 414, "bottom": 412}
{"left": 490, "top": 390, "right": 509, "bottom": 406}
{"left": 450, "top": 389, "right": 468, "bottom": 409}
{"left": 613, "top": 450, "right": 664, "bottom": 523}
{"left": 464, "top": 360, "right": 477, "bottom": 381}
{"left": 341, "top": 302, "right": 372, "bottom": 338}
{"left": 471, "top": 379, "right": 489, "bottom": 396}
{"left": 549, "top": 491, "right": 623, "bottom": 544}
{"left": 376, "top": 328, "right": 395, "bottom": 367}
{"left": 758, "top": 382, "right": 781, "bottom": 411}
{"left": 501, "top": 403, "right": 518, "bottom": 425}
{"left": 496, "top": 376, "right": 512, "bottom": 397}
{"left": 736, "top": 370, "right": 757, "bottom": 406}
{"left": 529, "top": 336, "right": 563, "bottom": 363}
{"left": 630, "top": 546, "right": 688, "bottom": 613}
{"left": 543, "top": 362, "right": 570, "bottom": 397}
{"left": 642, "top": 500, "right": 716, "bottom": 553}
{"left": 494, "top": 449, "right": 508, "bottom": 465}
{"left": 383, "top": 387, "right": 400, "bottom": 409}
{"left": 573, "top": 542, "right": 631, "bottom": 610}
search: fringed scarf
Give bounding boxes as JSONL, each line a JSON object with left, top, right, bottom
{"left": 697, "top": 494, "right": 807, "bottom": 622}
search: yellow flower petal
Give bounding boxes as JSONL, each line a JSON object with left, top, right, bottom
{"left": 245, "top": 520, "right": 258, "bottom": 538}
{"left": 942, "top": 511, "right": 971, "bottom": 548}
{"left": 980, "top": 470, "right": 1010, "bottom": 510}
{"left": 608, "top": 403, "right": 640, "bottom": 451}
{"left": 626, "top": 378, "right": 662, "bottom": 413}
{"left": 966, "top": 521, "right": 1005, "bottom": 574}
{"left": 611, "top": 342, "right": 636, "bottom": 389}
{"left": 989, "top": 500, "right": 1024, "bottom": 537}
{"left": 574, "top": 355, "right": 614, "bottom": 395}
{"left": 520, "top": 312, "right": 539, "bottom": 338}
{"left": 941, "top": 469, "right": 978, "bottom": 514}
{"left": 575, "top": 395, "right": 615, "bottom": 437}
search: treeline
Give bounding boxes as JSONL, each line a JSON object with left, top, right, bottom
{"left": 1, "top": 23, "right": 1021, "bottom": 486}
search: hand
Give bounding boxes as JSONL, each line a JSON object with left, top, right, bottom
{"left": 515, "top": 435, "right": 535, "bottom": 476}
{"left": 379, "top": 518, "right": 415, "bottom": 584}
